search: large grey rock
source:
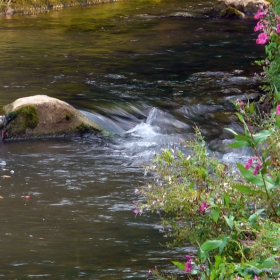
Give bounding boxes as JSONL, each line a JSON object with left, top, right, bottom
{"left": 2, "top": 95, "right": 103, "bottom": 139}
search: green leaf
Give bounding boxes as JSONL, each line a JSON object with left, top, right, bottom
{"left": 224, "top": 215, "right": 234, "bottom": 229}
{"left": 233, "top": 185, "right": 263, "bottom": 195}
{"left": 172, "top": 261, "right": 186, "bottom": 271}
{"left": 228, "top": 140, "right": 250, "bottom": 148}
{"left": 197, "top": 248, "right": 208, "bottom": 263}
{"left": 248, "top": 208, "right": 265, "bottom": 225}
{"left": 214, "top": 255, "right": 222, "bottom": 268}
{"left": 236, "top": 163, "right": 264, "bottom": 187}
{"left": 274, "top": 86, "right": 280, "bottom": 102}
{"left": 218, "top": 236, "right": 229, "bottom": 255}
{"left": 249, "top": 102, "right": 255, "bottom": 114}
{"left": 223, "top": 193, "right": 229, "bottom": 207}
{"left": 235, "top": 134, "right": 251, "bottom": 142}
{"left": 274, "top": 174, "right": 280, "bottom": 188}
{"left": 261, "top": 257, "right": 276, "bottom": 268}
{"left": 201, "top": 240, "right": 222, "bottom": 252}
{"left": 236, "top": 112, "right": 245, "bottom": 124}
{"left": 253, "top": 130, "right": 274, "bottom": 146}
{"left": 276, "top": 115, "right": 280, "bottom": 127}
{"left": 224, "top": 128, "right": 237, "bottom": 136}
{"left": 177, "top": 150, "right": 184, "bottom": 160}
{"left": 210, "top": 208, "right": 220, "bottom": 223}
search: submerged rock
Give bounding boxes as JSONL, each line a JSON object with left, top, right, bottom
{"left": 2, "top": 95, "right": 103, "bottom": 140}
{"left": 221, "top": 6, "right": 245, "bottom": 18}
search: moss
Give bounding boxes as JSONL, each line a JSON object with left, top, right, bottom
{"left": 16, "top": 105, "right": 39, "bottom": 129}
{"left": 221, "top": 7, "right": 245, "bottom": 19}
{"left": 4, "top": 105, "right": 39, "bottom": 138}
{"left": 65, "top": 113, "right": 71, "bottom": 120}
{"left": 76, "top": 123, "right": 100, "bottom": 135}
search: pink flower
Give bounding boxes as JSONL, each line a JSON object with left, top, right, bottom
{"left": 245, "top": 158, "right": 253, "bottom": 169}
{"left": 148, "top": 269, "right": 152, "bottom": 274}
{"left": 184, "top": 254, "right": 192, "bottom": 260}
{"left": 256, "top": 32, "right": 269, "bottom": 44}
{"left": 152, "top": 200, "right": 156, "bottom": 205}
{"left": 277, "top": 24, "right": 280, "bottom": 33}
{"left": 254, "top": 21, "right": 264, "bottom": 32}
{"left": 133, "top": 209, "right": 139, "bottom": 214}
{"left": 253, "top": 164, "right": 262, "bottom": 175}
{"left": 254, "top": 9, "right": 266, "bottom": 20}
{"left": 199, "top": 201, "right": 209, "bottom": 212}
{"left": 254, "top": 276, "right": 260, "bottom": 280}
{"left": 184, "top": 261, "right": 192, "bottom": 273}
{"left": 276, "top": 105, "right": 280, "bottom": 116}
{"left": 236, "top": 99, "right": 245, "bottom": 107}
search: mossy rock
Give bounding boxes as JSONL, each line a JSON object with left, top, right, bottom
{"left": 221, "top": 7, "right": 245, "bottom": 18}
{"left": 2, "top": 95, "right": 103, "bottom": 139}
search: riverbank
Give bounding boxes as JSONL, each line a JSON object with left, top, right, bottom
{"left": 0, "top": 0, "right": 121, "bottom": 16}
{"left": 0, "top": 0, "right": 268, "bottom": 17}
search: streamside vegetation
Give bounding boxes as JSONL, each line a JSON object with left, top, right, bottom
{"left": 134, "top": 1, "right": 280, "bottom": 279}
{"left": 0, "top": 0, "right": 119, "bottom": 15}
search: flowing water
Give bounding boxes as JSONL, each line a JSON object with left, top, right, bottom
{"left": 0, "top": 0, "right": 264, "bottom": 279}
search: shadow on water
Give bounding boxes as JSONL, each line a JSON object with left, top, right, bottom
{"left": 0, "top": 0, "right": 263, "bottom": 278}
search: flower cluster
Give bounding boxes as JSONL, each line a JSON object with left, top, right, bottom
{"left": 276, "top": 104, "right": 280, "bottom": 116}
{"left": 184, "top": 255, "right": 192, "bottom": 273}
{"left": 254, "top": 7, "right": 269, "bottom": 44}
{"left": 253, "top": 5, "right": 280, "bottom": 45}
{"left": 199, "top": 200, "right": 210, "bottom": 212}
{"left": 244, "top": 157, "right": 262, "bottom": 175}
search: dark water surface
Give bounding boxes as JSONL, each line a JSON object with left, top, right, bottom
{"left": 0, "top": 0, "right": 263, "bottom": 279}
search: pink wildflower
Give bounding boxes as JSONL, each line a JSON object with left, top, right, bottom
{"left": 253, "top": 164, "right": 262, "bottom": 175}
{"left": 254, "top": 276, "right": 260, "bottom": 280}
{"left": 276, "top": 105, "right": 280, "bottom": 116}
{"left": 277, "top": 24, "right": 280, "bottom": 33}
{"left": 133, "top": 209, "right": 139, "bottom": 215}
{"left": 256, "top": 32, "right": 269, "bottom": 44}
{"left": 184, "top": 261, "right": 192, "bottom": 273}
{"left": 245, "top": 158, "right": 253, "bottom": 169}
{"left": 254, "top": 21, "right": 264, "bottom": 32}
{"left": 236, "top": 99, "right": 245, "bottom": 107}
{"left": 184, "top": 255, "right": 192, "bottom": 260}
{"left": 148, "top": 269, "right": 152, "bottom": 274}
{"left": 199, "top": 201, "right": 209, "bottom": 212}
{"left": 254, "top": 9, "right": 266, "bottom": 20}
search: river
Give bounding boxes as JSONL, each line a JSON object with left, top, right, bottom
{"left": 0, "top": 0, "right": 263, "bottom": 279}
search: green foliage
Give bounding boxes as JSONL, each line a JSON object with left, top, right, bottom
{"left": 136, "top": 119, "right": 280, "bottom": 279}
{"left": 254, "top": 1, "right": 280, "bottom": 104}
